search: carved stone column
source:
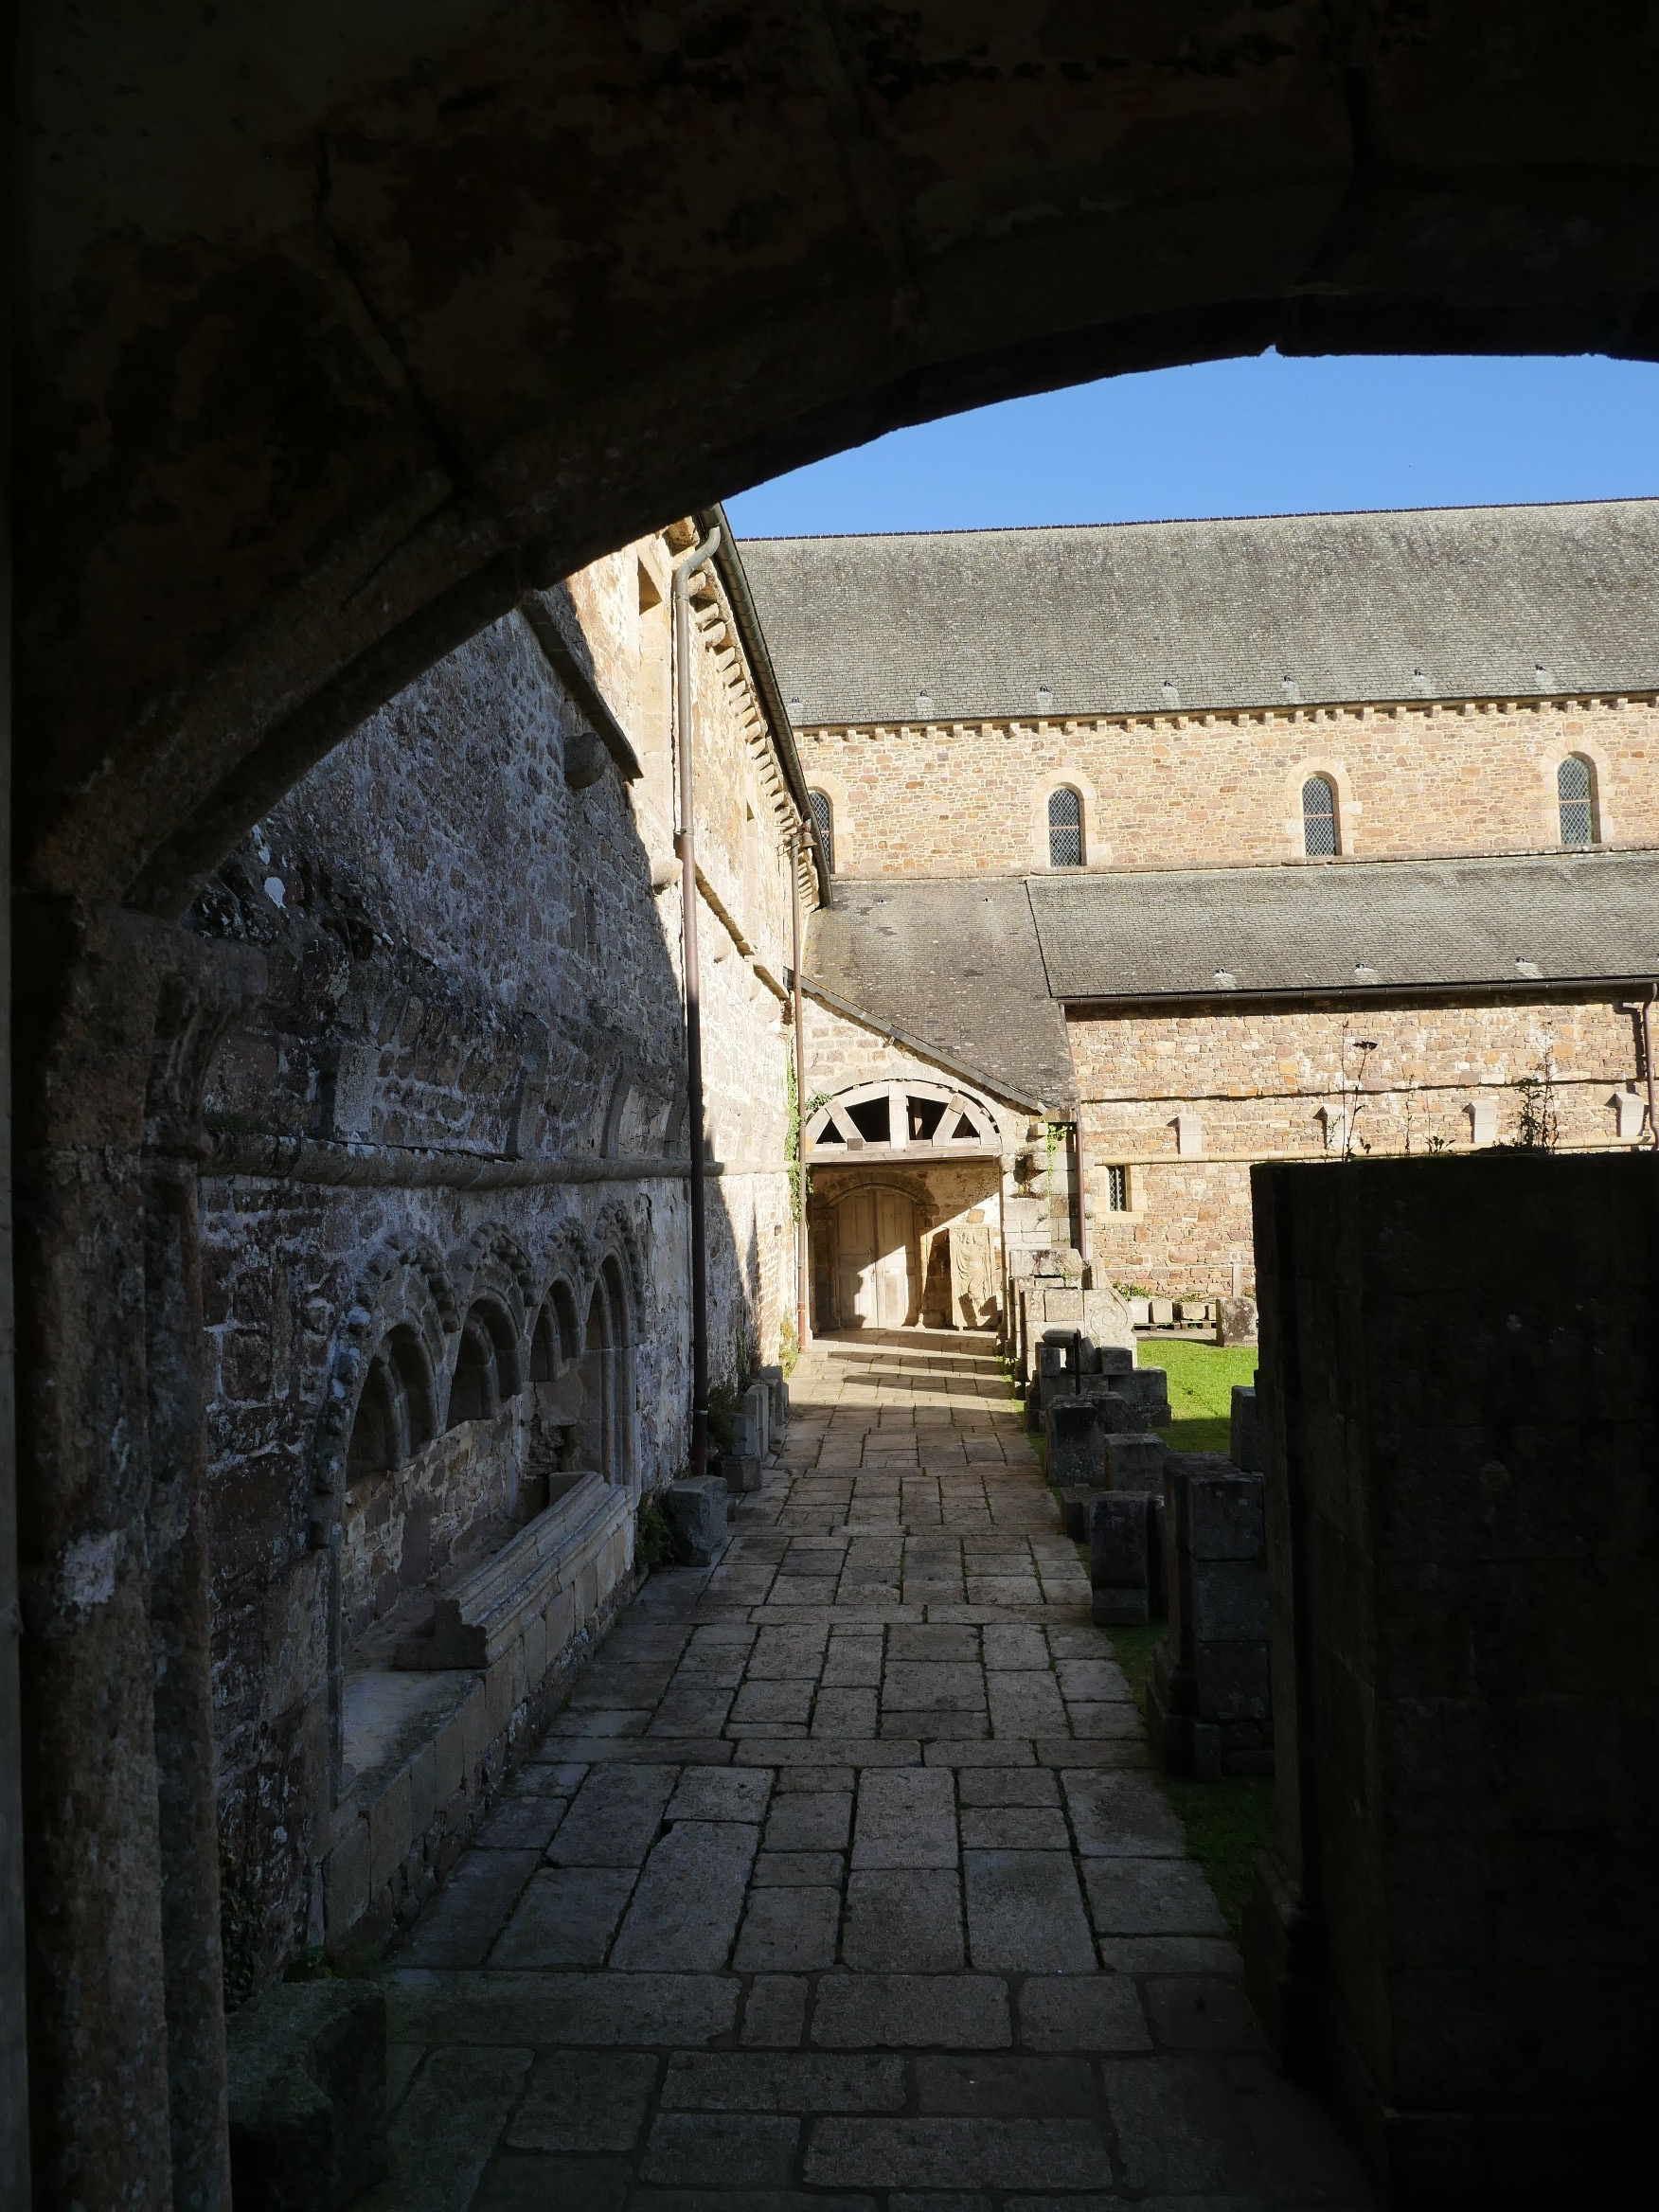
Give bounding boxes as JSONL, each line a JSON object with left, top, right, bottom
{"left": 13, "top": 901, "right": 261, "bottom": 2209}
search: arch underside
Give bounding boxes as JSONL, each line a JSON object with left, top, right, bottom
{"left": 21, "top": 3, "right": 1659, "bottom": 911}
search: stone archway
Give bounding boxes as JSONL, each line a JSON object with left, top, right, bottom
{"left": 15, "top": 9, "right": 1659, "bottom": 2200}
{"left": 20, "top": 5, "right": 1659, "bottom": 912}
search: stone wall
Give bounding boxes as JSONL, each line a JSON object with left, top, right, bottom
{"left": 1244, "top": 1152, "right": 1656, "bottom": 2202}
{"left": 1070, "top": 993, "right": 1650, "bottom": 1297}
{"left": 801, "top": 694, "right": 1659, "bottom": 878}
{"left": 193, "top": 529, "right": 812, "bottom": 1990}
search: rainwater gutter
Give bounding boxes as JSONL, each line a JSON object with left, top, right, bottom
{"left": 674, "top": 522, "right": 723, "bottom": 1484}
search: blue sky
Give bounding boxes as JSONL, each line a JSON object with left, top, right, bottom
{"left": 724, "top": 353, "right": 1659, "bottom": 539}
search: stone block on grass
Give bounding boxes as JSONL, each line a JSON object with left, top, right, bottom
{"left": 1118, "top": 1367, "right": 1170, "bottom": 1430}
{"left": 1090, "top": 1493, "right": 1150, "bottom": 1626}
{"left": 1105, "top": 1432, "right": 1165, "bottom": 1493}
{"left": 1215, "top": 1294, "right": 1258, "bottom": 1347}
{"left": 1045, "top": 1398, "right": 1106, "bottom": 1489}
{"left": 1229, "top": 1382, "right": 1263, "bottom": 1472}
{"left": 1056, "top": 1486, "right": 1097, "bottom": 1541}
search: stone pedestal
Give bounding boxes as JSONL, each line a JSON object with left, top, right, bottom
{"left": 753, "top": 1363, "right": 790, "bottom": 1439}
{"left": 663, "top": 1477, "right": 728, "bottom": 1565}
{"left": 1243, "top": 1154, "right": 1655, "bottom": 2205}
{"left": 1215, "top": 1294, "right": 1258, "bottom": 1346}
{"left": 1150, "top": 1454, "right": 1270, "bottom": 1780}
{"left": 1229, "top": 1383, "right": 1263, "bottom": 1472}
{"left": 1089, "top": 1491, "right": 1149, "bottom": 1625}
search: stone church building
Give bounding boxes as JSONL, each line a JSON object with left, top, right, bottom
{"left": 744, "top": 497, "right": 1659, "bottom": 1317}
{"left": 188, "top": 492, "right": 1659, "bottom": 1989}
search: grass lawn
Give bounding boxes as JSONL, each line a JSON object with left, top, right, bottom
{"left": 1148, "top": 1336, "right": 1260, "bottom": 1455}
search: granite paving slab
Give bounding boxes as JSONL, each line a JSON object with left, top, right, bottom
{"left": 382, "top": 1327, "right": 1370, "bottom": 2208}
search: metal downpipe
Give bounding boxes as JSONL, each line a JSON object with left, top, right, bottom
{"left": 791, "top": 830, "right": 810, "bottom": 1354}
{"left": 673, "top": 524, "right": 722, "bottom": 1482}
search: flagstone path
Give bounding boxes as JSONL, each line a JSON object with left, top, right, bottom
{"left": 372, "top": 1327, "right": 1370, "bottom": 2210}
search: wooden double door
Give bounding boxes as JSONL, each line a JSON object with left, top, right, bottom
{"left": 834, "top": 1187, "right": 916, "bottom": 1328}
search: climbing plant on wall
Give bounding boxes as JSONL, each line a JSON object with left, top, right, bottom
{"left": 786, "top": 1056, "right": 831, "bottom": 1223}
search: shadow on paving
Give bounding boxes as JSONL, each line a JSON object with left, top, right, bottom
{"left": 372, "top": 1327, "right": 1372, "bottom": 2209}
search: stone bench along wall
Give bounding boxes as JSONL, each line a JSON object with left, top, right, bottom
{"left": 325, "top": 1486, "right": 634, "bottom": 1946}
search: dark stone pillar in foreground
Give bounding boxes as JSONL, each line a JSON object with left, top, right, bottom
{"left": 1244, "top": 1153, "right": 1656, "bottom": 2208}
{"left": 13, "top": 903, "right": 260, "bottom": 2207}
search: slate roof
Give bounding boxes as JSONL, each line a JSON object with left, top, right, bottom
{"left": 740, "top": 499, "right": 1659, "bottom": 725}
{"left": 807, "top": 878, "right": 1075, "bottom": 1108}
{"left": 1030, "top": 850, "right": 1659, "bottom": 1003}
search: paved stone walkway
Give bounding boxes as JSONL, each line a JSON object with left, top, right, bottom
{"left": 374, "top": 1328, "right": 1370, "bottom": 2209}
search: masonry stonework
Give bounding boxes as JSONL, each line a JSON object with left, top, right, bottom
{"left": 192, "top": 524, "right": 816, "bottom": 1990}
{"left": 1070, "top": 995, "right": 1652, "bottom": 1296}
{"left": 802, "top": 698, "right": 1656, "bottom": 879}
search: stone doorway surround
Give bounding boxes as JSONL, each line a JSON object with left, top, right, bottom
{"left": 369, "top": 1328, "right": 1368, "bottom": 2206}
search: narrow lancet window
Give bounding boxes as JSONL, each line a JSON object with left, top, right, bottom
{"left": 808, "top": 790, "right": 834, "bottom": 873}
{"left": 1302, "top": 776, "right": 1338, "bottom": 856}
{"left": 1048, "top": 787, "right": 1083, "bottom": 868}
{"left": 1558, "top": 756, "right": 1595, "bottom": 847}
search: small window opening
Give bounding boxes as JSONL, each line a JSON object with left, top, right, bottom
{"left": 532, "top": 1283, "right": 579, "bottom": 1382}
{"left": 530, "top": 1306, "right": 557, "bottom": 1385}
{"left": 1104, "top": 1165, "right": 1130, "bottom": 1212}
{"left": 816, "top": 1117, "right": 845, "bottom": 1145}
{"left": 390, "top": 1329, "right": 436, "bottom": 1453}
{"left": 950, "top": 1114, "right": 980, "bottom": 1141}
{"left": 346, "top": 1358, "right": 400, "bottom": 1487}
{"left": 1047, "top": 787, "right": 1083, "bottom": 868}
{"left": 908, "top": 1096, "right": 946, "bottom": 1141}
{"left": 448, "top": 1316, "right": 498, "bottom": 1424}
{"left": 348, "top": 1323, "right": 436, "bottom": 1485}
{"left": 448, "top": 1297, "right": 521, "bottom": 1427}
{"left": 1302, "top": 776, "right": 1338, "bottom": 857}
{"left": 808, "top": 790, "right": 834, "bottom": 873}
{"left": 1558, "top": 755, "right": 1595, "bottom": 847}
{"left": 847, "top": 1097, "right": 891, "bottom": 1143}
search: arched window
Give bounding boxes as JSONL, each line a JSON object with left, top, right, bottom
{"left": 601, "top": 1258, "right": 632, "bottom": 1485}
{"left": 526, "top": 1282, "right": 582, "bottom": 1504}
{"left": 346, "top": 1358, "right": 400, "bottom": 1487}
{"left": 808, "top": 789, "right": 833, "bottom": 873}
{"left": 346, "top": 1323, "right": 436, "bottom": 1488}
{"left": 582, "top": 1281, "right": 615, "bottom": 1481}
{"left": 1302, "top": 775, "right": 1338, "bottom": 857}
{"left": 1558, "top": 755, "right": 1596, "bottom": 847}
{"left": 1047, "top": 787, "right": 1083, "bottom": 868}
{"left": 531, "top": 1282, "right": 579, "bottom": 1385}
{"left": 447, "top": 1297, "right": 522, "bottom": 1427}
